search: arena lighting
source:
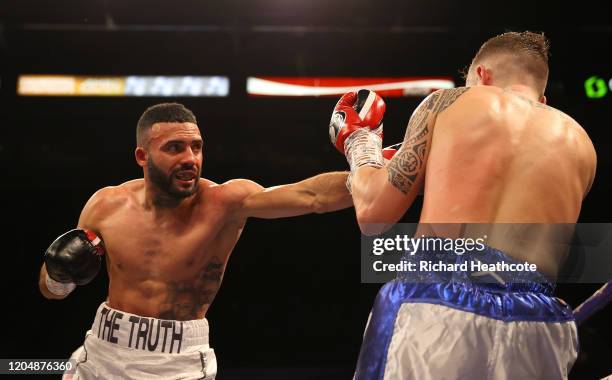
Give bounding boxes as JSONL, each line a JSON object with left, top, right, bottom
{"left": 17, "top": 75, "right": 230, "bottom": 97}
{"left": 246, "top": 77, "right": 455, "bottom": 97}
{"left": 584, "top": 76, "right": 610, "bottom": 99}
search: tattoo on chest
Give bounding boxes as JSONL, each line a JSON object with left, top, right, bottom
{"left": 387, "top": 87, "right": 470, "bottom": 194}
{"left": 158, "top": 257, "right": 225, "bottom": 320}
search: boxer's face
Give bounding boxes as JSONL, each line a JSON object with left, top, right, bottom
{"left": 142, "top": 122, "right": 203, "bottom": 199}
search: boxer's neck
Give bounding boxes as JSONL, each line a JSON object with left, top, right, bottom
{"left": 143, "top": 182, "right": 198, "bottom": 213}
{"left": 503, "top": 84, "right": 542, "bottom": 104}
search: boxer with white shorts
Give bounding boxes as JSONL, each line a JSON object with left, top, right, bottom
{"left": 329, "top": 31, "right": 596, "bottom": 378}
{"left": 39, "top": 102, "right": 353, "bottom": 379}
{"left": 66, "top": 303, "right": 215, "bottom": 379}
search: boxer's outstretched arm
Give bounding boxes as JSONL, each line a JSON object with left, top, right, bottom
{"left": 232, "top": 172, "right": 353, "bottom": 219}
{"left": 351, "top": 88, "right": 470, "bottom": 234}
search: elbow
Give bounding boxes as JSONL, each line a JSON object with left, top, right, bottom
{"left": 358, "top": 220, "right": 394, "bottom": 236}
{"left": 358, "top": 223, "right": 378, "bottom": 236}
{"left": 356, "top": 207, "right": 395, "bottom": 236}
{"left": 355, "top": 203, "right": 381, "bottom": 226}
{"left": 356, "top": 209, "right": 375, "bottom": 234}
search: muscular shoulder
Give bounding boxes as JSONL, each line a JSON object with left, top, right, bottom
{"left": 78, "top": 180, "right": 138, "bottom": 229}
{"left": 452, "top": 85, "right": 536, "bottom": 110}
{"left": 417, "top": 87, "right": 472, "bottom": 117}
{"left": 90, "top": 185, "right": 127, "bottom": 209}
{"left": 440, "top": 86, "right": 505, "bottom": 116}
{"left": 213, "top": 179, "right": 264, "bottom": 204}
{"left": 201, "top": 179, "right": 264, "bottom": 224}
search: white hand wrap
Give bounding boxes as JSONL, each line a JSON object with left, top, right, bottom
{"left": 343, "top": 129, "right": 384, "bottom": 192}
{"left": 45, "top": 274, "right": 76, "bottom": 297}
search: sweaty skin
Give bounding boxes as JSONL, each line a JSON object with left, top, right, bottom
{"left": 351, "top": 85, "right": 596, "bottom": 277}
{"left": 39, "top": 122, "right": 352, "bottom": 320}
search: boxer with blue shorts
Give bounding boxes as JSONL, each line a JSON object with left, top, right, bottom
{"left": 329, "top": 31, "right": 596, "bottom": 378}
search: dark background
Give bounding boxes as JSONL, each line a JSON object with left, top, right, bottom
{"left": 1, "top": 0, "right": 611, "bottom": 379}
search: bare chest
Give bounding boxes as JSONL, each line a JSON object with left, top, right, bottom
{"left": 97, "top": 203, "right": 233, "bottom": 282}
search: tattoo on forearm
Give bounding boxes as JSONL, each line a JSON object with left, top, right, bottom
{"left": 387, "top": 87, "right": 470, "bottom": 194}
{"left": 159, "top": 257, "right": 224, "bottom": 320}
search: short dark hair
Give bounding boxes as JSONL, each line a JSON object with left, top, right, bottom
{"left": 470, "top": 31, "right": 550, "bottom": 94}
{"left": 136, "top": 103, "right": 197, "bottom": 147}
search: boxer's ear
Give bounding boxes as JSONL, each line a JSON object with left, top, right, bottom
{"left": 476, "top": 65, "right": 493, "bottom": 86}
{"left": 135, "top": 147, "right": 147, "bottom": 167}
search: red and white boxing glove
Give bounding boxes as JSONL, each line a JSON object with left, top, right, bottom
{"left": 329, "top": 90, "right": 387, "bottom": 192}
{"left": 329, "top": 89, "right": 386, "bottom": 154}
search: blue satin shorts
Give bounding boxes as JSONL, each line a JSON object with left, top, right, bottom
{"left": 355, "top": 245, "right": 578, "bottom": 380}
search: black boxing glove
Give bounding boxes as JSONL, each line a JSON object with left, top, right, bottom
{"left": 44, "top": 229, "right": 105, "bottom": 296}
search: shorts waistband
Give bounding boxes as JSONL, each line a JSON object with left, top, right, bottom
{"left": 382, "top": 281, "right": 574, "bottom": 322}
{"left": 90, "top": 303, "right": 209, "bottom": 354}
{"left": 397, "top": 242, "right": 555, "bottom": 294}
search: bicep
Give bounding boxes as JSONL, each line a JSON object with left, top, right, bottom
{"left": 228, "top": 179, "right": 289, "bottom": 219}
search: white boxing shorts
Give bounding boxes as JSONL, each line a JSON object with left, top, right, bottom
{"left": 355, "top": 244, "right": 578, "bottom": 380}
{"left": 63, "top": 303, "right": 216, "bottom": 380}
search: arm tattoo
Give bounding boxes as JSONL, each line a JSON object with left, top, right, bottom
{"left": 387, "top": 87, "right": 470, "bottom": 194}
{"left": 159, "top": 257, "right": 224, "bottom": 320}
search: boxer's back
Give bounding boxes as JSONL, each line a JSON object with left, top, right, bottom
{"left": 421, "top": 86, "right": 596, "bottom": 275}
